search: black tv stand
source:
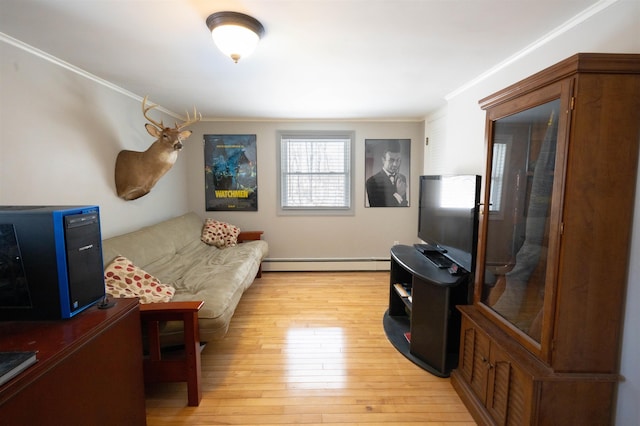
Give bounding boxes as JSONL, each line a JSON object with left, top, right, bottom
{"left": 383, "top": 244, "right": 470, "bottom": 377}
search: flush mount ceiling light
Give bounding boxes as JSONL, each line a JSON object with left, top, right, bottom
{"left": 206, "top": 11, "right": 265, "bottom": 63}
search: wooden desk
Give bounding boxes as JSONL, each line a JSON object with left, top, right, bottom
{"left": 0, "top": 298, "right": 146, "bottom": 425}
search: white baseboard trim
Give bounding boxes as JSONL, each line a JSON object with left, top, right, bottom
{"left": 262, "top": 258, "right": 391, "bottom": 272}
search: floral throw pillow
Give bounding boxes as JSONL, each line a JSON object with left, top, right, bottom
{"left": 201, "top": 219, "right": 240, "bottom": 248}
{"left": 104, "top": 256, "right": 175, "bottom": 304}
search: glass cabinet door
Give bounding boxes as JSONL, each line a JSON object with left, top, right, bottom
{"left": 480, "top": 98, "right": 561, "bottom": 343}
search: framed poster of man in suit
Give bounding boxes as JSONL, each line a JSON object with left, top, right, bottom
{"left": 365, "top": 139, "right": 410, "bottom": 207}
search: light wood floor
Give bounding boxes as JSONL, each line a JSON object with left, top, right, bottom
{"left": 145, "top": 271, "right": 475, "bottom": 425}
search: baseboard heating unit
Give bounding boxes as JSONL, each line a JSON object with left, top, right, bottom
{"left": 262, "top": 257, "right": 390, "bottom": 272}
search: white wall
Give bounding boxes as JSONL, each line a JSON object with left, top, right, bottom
{"left": 0, "top": 40, "right": 190, "bottom": 237}
{"left": 426, "top": 1, "right": 640, "bottom": 424}
{"left": 183, "top": 120, "right": 424, "bottom": 267}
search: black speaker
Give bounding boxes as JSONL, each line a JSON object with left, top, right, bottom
{"left": 0, "top": 206, "right": 106, "bottom": 320}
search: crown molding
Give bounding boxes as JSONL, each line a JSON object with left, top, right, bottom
{"left": 445, "top": 0, "right": 620, "bottom": 101}
{"left": 0, "top": 32, "right": 182, "bottom": 120}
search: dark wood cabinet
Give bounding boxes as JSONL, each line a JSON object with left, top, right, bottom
{"left": 461, "top": 315, "right": 528, "bottom": 425}
{"left": 0, "top": 298, "right": 146, "bottom": 425}
{"left": 451, "top": 53, "right": 640, "bottom": 425}
{"left": 384, "top": 244, "right": 470, "bottom": 377}
{"left": 456, "top": 306, "right": 618, "bottom": 425}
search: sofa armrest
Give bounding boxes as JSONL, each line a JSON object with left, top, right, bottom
{"left": 237, "top": 231, "right": 264, "bottom": 277}
{"left": 139, "top": 301, "right": 204, "bottom": 317}
{"left": 237, "top": 230, "right": 263, "bottom": 242}
{"left": 139, "top": 300, "right": 205, "bottom": 406}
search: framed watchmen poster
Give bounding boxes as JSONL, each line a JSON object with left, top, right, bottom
{"left": 204, "top": 134, "right": 258, "bottom": 211}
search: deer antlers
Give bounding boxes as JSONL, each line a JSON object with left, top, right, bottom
{"left": 178, "top": 106, "right": 201, "bottom": 130}
{"left": 142, "top": 95, "right": 201, "bottom": 131}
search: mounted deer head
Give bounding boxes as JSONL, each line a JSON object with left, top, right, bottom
{"left": 115, "top": 96, "right": 201, "bottom": 200}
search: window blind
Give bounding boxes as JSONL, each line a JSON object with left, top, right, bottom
{"left": 280, "top": 135, "right": 351, "bottom": 210}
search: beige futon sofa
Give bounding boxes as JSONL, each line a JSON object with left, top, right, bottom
{"left": 101, "top": 212, "right": 268, "bottom": 345}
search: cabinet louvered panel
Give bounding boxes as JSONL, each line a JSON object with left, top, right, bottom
{"left": 488, "top": 359, "right": 511, "bottom": 425}
{"left": 487, "top": 347, "right": 531, "bottom": 426}
{"left": 461, "top": 317, "right": 491, "bottom": 404}
{"left": 505, "top": 366, "right": 528, "bottom": 426}
{"left": 459, "top": 327, "right": 475, "bottom": 381}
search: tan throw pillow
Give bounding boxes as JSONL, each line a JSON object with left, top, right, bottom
{"left": 104, "top": 256, "right": 175, "bottom": 304}
{"left": 201, "top": 218, "right": 240, "bottom": 248}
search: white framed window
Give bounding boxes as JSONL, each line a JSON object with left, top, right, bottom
{"left": 278, "top": 131, "right": 354, "bottom": 215}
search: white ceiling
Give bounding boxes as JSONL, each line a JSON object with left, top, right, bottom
{"left": 0, "top": 0, "right": 605, "bottom": 120}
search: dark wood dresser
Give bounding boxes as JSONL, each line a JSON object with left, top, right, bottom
{"left": 0, "top": 298, "right": 146, "bottom": 425}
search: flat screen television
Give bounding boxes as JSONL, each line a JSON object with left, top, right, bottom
{"left": 417, "top": 175, "right": 481, "bottom": 273}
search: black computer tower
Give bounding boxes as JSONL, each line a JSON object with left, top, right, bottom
{"left": 0, "top": 205, "right": 106, "bottom": 320}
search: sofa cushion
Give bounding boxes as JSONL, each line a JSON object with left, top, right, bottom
{"left": 201, "top": 219, "right": 240, "bottom": 248}
{"left": 104, "top": 256, "right": 175, "bottom": 304}
{"left": 145, "top": 239, "right": 266, "bottom": 319}
{"left": 101, "top": 212, "right": 204, "bottom": 268}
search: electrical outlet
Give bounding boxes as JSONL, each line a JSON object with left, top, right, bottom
{"left": 393, "top": 240, "right": 400, "bottom": 246}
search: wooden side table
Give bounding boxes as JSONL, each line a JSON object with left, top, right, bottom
{"left": 140, "top": 301, "right": 205, "bottom": 406}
